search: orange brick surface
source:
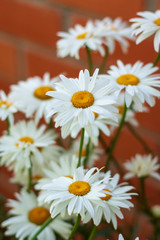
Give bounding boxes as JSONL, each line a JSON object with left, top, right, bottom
{"left": 50, "top": 0, "right": 144, "bottom": 19}
{"left": 0, "top": 0, "right": 61, "bottom": 48}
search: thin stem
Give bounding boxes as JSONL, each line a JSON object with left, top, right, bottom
{"left": 99, "top": 46, "right": 109, "bottom": 73}
{"left": 85, "top": 45, "right": 93, "bottom": 74}
{"left": 48, "top": 118, "right": 53, "bottom": 129}
{"left": 83, "top": 138, "right": 91, "bottom": 166}
{"left": 126, "top": 122, "right": 153, "bottom": 154}
{"left": 7, "top": 117, "right": 10, "bottom": 135}
{"left": 27, "top": 158, "right": 32, "bottom": 193}
{"left": 105, "top": 104, "right": 127, "bottom": 172}
{"left": 77, "top": 128, "right": 85, "bottom": 168}
{"left": 88, "top": 225, "right": 97, "bottom": 240}
{"left": 139, "top": 177, "right": 150, "bottom": 214}
{"left": 67, "top": 214, "right": 81, "bottom": 240}
{"left": 29, "top": 217, "right": 53, "bottom": 240}
{"left": 153, "top": 50, "right": 160, "bottom": 66}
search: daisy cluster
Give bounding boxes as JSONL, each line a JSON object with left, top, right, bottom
{"left": 0, "top": 9, "right": 160, "bottom": 240}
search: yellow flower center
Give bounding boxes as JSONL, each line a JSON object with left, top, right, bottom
{"left": 110, "top": 26, "right": 117, "bottom": 30}
{"left": 69, "top": 180, "right": 91, "bottom": 196}
{"left": 19, "top": 136, "right": 34, "bottom": 144}
{"left": 28, "top": 207, "right": 50, "bottom": 225}
{"left": 32, "top": 175, "right": 42, "bottom": 182}
{"left": 117, "top": 74, "right": 140, "bottom": 86}
{"left": 100, "top": 189, "right": 112, "bottom": 201}
{"left": 71, "top": 91, "right": 94, "bottom": 108}
{"left": 65, "top": 175, "right": 73, "bottom": 179}
{"left": 118, "top": 105, "right": 124, "bottom": 115}
{"left": 76, "top": 148, "right": 86, "bottom": 157}
{"left": 76, "top": 32, "right": 87, "bottom": 39}
{"left": 16, "top": 136, "right": 34, "bottom": 147}
{"left": 154, "top": 18, "right": 160, "bottom": 26}
{"left": 0, "top": 100, "right": 12, "bottom": 108}
{"left": 93, "top": 112, "right": 99, "bottom": 119}
{"left": 33, "top": 86, "right": 54, "bottom": 100}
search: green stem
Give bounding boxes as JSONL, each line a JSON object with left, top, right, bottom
{"left": 48, "top": 118, "right": 53, "bottom": 129}
{"left": 27, "top": 158, "right": 32, "bottom": 193}
{"left": 88, "top": 225, "right": 97, "bottom": 240}
{"left": 105, "top": 103, "right": 127, "bottom": 172}
{"left": 85, "top": 45, "right": 93, "bottom": 74}
{"left": 153, "top": 50, "right": 160, "bottom": 66}
{"left": 126, "top": 122, "right": 153, "bottom": 154}
{"left": 83, "top": 138, "right": 91, "bottom": 166}
{"left": 7, "top": 117, "right": 10, "bottom": 135}
{"left": 139, "top": 177, "right": 150, "bottom": 214}
{"left": 77, "top": 128, "right": 85, "bottom": 168}
{"left": 29, "top": 217, "right": 53, "bottom": 240}
{"left": 99, "top": 46, "right": 109, "bottom": 73}
{"left": 67, "top": 214, "right": 81, "bottom": 240}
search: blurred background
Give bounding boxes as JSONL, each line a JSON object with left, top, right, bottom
{"left": 0, "top": 0, "right": 160, "bottom": 230}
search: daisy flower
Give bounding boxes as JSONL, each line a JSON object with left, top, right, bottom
{"left": 95, "top": 17, "right": 134, "bottom": 54}
{"left": 0, "top": 120, "right": 54, "bottom": 172}
{"left": 47, "top": 69, "right": 118, "bottom": 130}
{"left": 0, "top": 90, "right": 18, "bottom": 125}
{"left": 84, "top": 173, "right": 135, "bottom": 229}
{"left": 10, "top": 73, "right": 59, "bottom": 123}
{"left": 124, "top": 154, "right": 160, "bottom": 180}
{"left": 61, "top": 112, "right": 117, "bottom": 146}
{"left": 2, "top": 189, "right": 72, "bottom": 240}
{"left": 105, "top": 60, "right": 160, "bottom": 110}
{"left": 57, "top": 21, "right": 105, "bottom": 59}
{"left": 130, "top": 10, "right": 160, "bottom": 52}
{"left": 39, "top": 167, "right": 108, "bottom": 221}
{"left": 118, "top": 234, "right": 139, "bottom": 240}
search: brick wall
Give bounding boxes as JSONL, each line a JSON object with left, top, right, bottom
{"left": 0, "top": 0, "right": 160, "bottom": 200}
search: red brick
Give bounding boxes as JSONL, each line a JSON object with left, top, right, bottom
{"left": 136, "top": 100, "right": 160, "bottom": 133}
{"left": 156, "top": 1, "right": 160, "bottom": 9}
{"left": 0, "top": 40, "right": 18, "bottom": 77}
{"left": 0, "top": 0, "right": 61, "bottom": 48}
{"left": 50, "top": 0, "right": 144, "bottom": 19}
{"left": 26, "top": 50, "right": 84, "bottom": 78}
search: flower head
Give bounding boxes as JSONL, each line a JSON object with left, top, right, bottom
{"left": 124, "top": 154, "right": 160, "bottom": 180}
{"left": 39, "top": 167, "right": 108, "bottom": 221}
{"left": 95, "top": 17, "right": 134, "bottom": 54}
{"left": 10, "top": 73, "right": 59, "bottom": 123}
{"left": 130, "top": 10, "right": 160, "bottom": 52}
{"left": 84, "top": 173, "right": 135, "bottom": 229}
{"left": 105, "top": 60, "right": 160, "bottom": 110}
{"left": 47, "top": 69, "right": 118, "bottom": 130}
{"left": 2, "top": 190, "right": 72, "bottom": 240}
{"left": 0, "top": 90, "right": 18, "bottom": 125}
{"left": 0, "top": 120, "right": 54, "bottom": 172}
{"left": 57, "top": 21, "right": 105, "bottom": 59}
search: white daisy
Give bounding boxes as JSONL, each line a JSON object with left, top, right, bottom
{"left": 0, "top": 120, "right": 54, "bottom": 172}
{"left": 0, "top": 90, "right": 17, "bottom": 125}
{"left": 57, "top": 21, "right": 105, "bottom": 59}
{"left": 2, "top": 189, "right": 72, "bottom": 240}
{"left": 130, "top": 10, "right": 160, "bottom": 52}
{"left": 39, "top": 167, "right": 108, "bottom": 221}
{"left": 84, "top": 173, "right": 135, "bottom": 229}
{"left": 61, "top": 113, "right": 117, "bottom": 146}
{"left": 95, "top": 17, "right": 133, "bottom": 54}
{"left": 47, "top": 69, "right": 118, "bottom": 130}
{"left": 124, "top": 154, "right": 160, "bottom": 180}
{"left": 10, "top": 73, "right": 59, "bottom": 123}
{"left": 105, "top": 60, "right": 160, "bottom": 110}
{"left": 118, "top": 234, "right": 139, "bottom": 240}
